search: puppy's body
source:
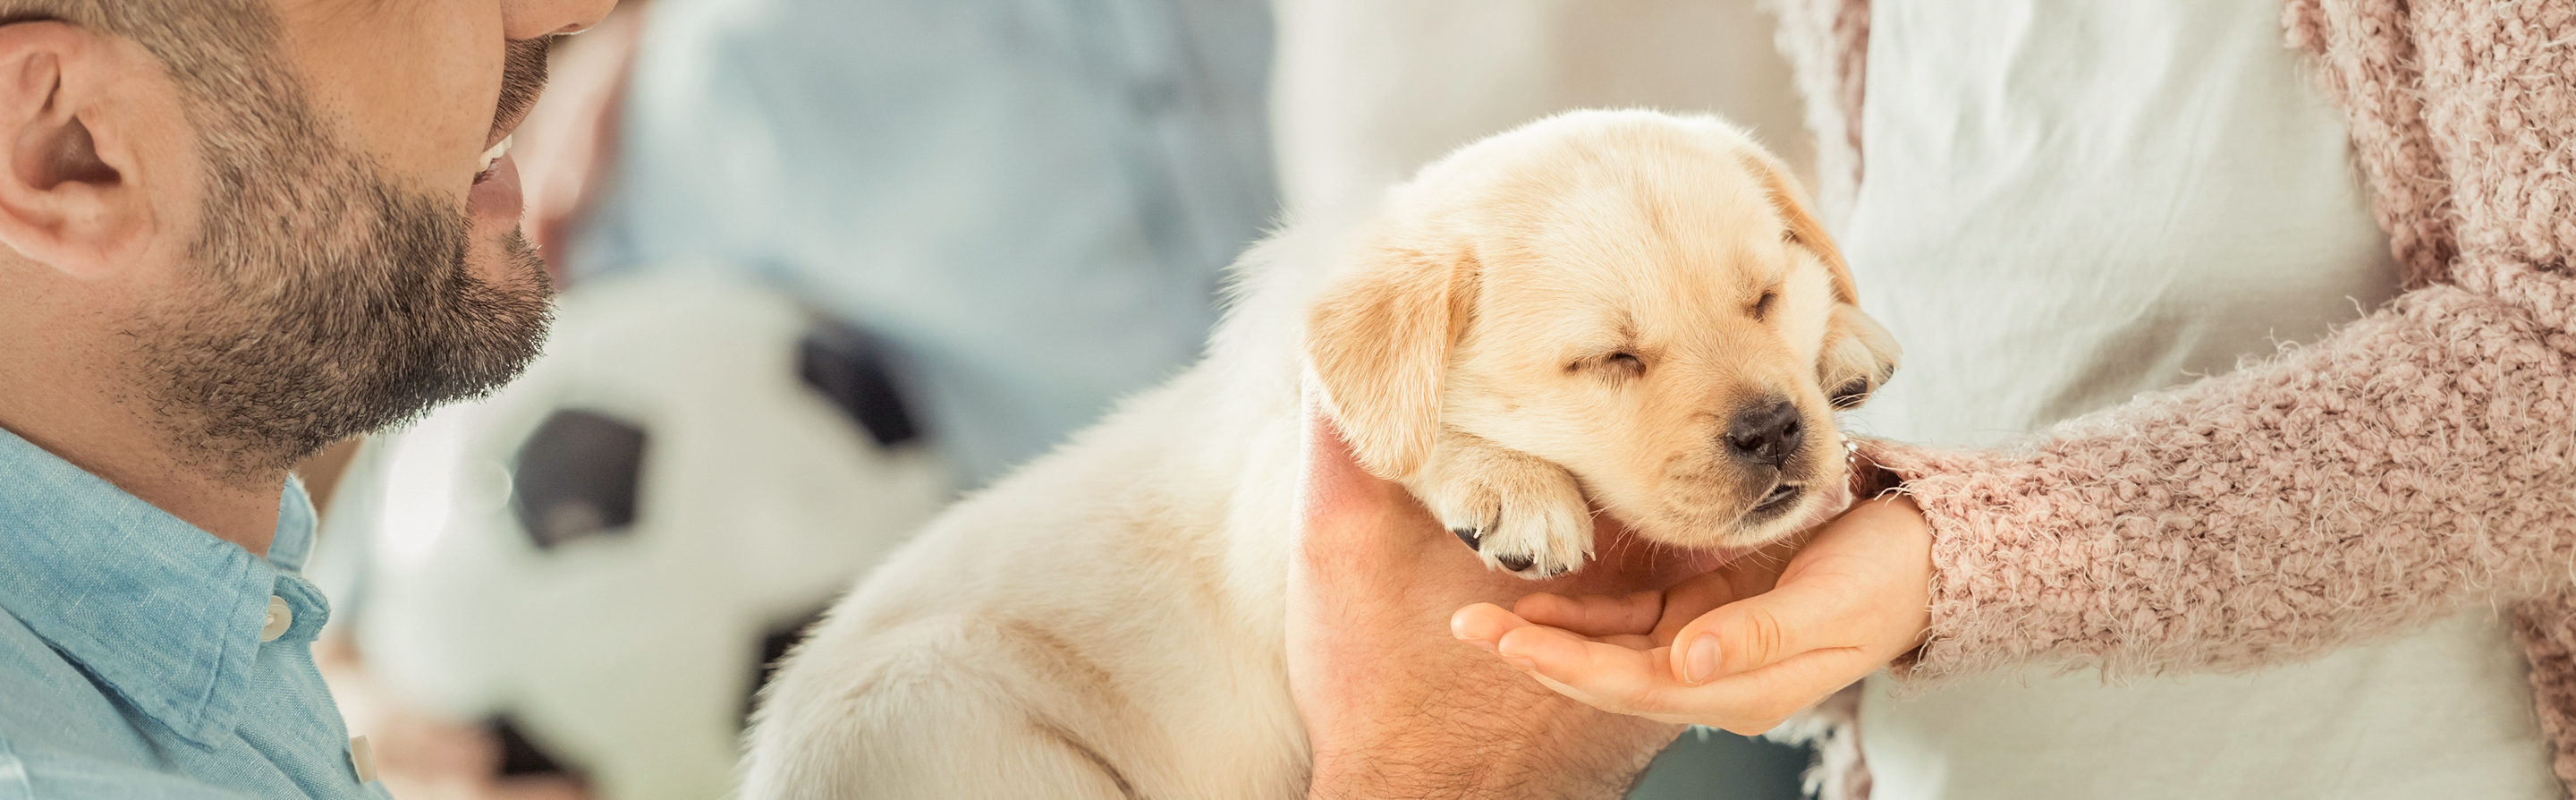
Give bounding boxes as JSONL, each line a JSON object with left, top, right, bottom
{"left": 745, "top": 111, "right": 1897, "bottom": 799}
{"left": 747, "top": 260, "right": 1318, "bottom": 797}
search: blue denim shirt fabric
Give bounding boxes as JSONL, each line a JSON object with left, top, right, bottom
{"left": 0, "top": 428, "right": 387, "bottom": 799}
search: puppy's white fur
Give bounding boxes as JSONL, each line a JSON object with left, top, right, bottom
{"left": 742, "top": 110, "right": 1897, "bottom": 799}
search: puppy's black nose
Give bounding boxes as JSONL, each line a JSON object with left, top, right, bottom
{"left": 1724, "top": 397, "right": 1803, "bottom": 466}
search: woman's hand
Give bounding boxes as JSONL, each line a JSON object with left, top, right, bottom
{"left": 1450, "top": 495, "right": 1934, "bottom": 735}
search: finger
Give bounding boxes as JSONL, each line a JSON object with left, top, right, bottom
{"left": 1662, "top": 647, "right": 1885, "bottom": 736}
{"left": 1491, "top": 624, "right": 1673, "bottom": 713}
{"left": 1512, "top": 591, "right": 1663, "bottom": 638}
{"left": 1597, "top": 633, "right": 1658, "bottom": 650}
{"left": 1457, "top": 601, "right": 1660, "bottom": 653}
{"left": 1666, "top": 569, "right": 1878, "bottom": 685}
{"left": 1450, "top": 602, "right": 1528, "bottom": 648}
{"left": 1648, "top": 568, "right": 1763, "bottom": 643}
{"left": 1519, "top": 636, "right": 1886, "bottom": 734}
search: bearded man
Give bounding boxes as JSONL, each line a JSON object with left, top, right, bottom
{"left": 0, "top": 1, "right": 611, "bottom": 796}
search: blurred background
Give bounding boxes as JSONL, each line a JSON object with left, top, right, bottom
{"left": 296, "top": 1, "right": 1825, "bottom": 796}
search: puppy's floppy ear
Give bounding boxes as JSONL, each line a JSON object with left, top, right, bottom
{"left": 1747, "top": 152, "right": 1855, "bottom": 305}
{"left": 1303, "top": 233, "right": 1478, "bottom": 481}
{"left": 1748, "top": 155, "right": 1900, "bottom": 408}
{"left": 1820, "top": 305, "right": 1900, "bottom": 408}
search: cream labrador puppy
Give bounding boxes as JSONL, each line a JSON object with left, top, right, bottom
{"left": 741, "top": 109, "right": 1898, "bottom": 799}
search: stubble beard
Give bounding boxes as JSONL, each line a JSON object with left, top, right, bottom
{"left": 125, "top": 57, "right": 554, "bottom": 485}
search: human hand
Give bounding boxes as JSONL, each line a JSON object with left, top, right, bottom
{"left": 1288, "top": 388, "right": 1726, "bottom": 800}
{"left": 1449, "top": 490, "right": 1932, "bottom": 736}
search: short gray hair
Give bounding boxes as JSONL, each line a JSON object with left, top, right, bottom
{"left": 0, "top": 1, "right": 322, "bottom": 187}
{"left": 0, "top": 0, "right": 279, "bottom": 94}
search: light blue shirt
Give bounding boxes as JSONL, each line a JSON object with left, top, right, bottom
{"left": 573, "top": 0, "right": 1278, "bottom": 487}
{"left": 0, "top": 428, "right": 386, "bottom": 799}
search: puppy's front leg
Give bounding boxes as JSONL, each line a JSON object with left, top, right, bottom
{"left": 1407, "top": 430, "right": 1592, "bottom": 578}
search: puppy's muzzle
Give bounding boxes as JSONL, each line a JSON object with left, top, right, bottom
{"left": 1724, "top": 396, "right": 1803, "bottom": 466}
{"left": 1728, "top": 396, "right": 1811, "bottom": 523}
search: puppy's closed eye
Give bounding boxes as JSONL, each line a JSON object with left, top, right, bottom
{"left": 1750, "top": 288, "right": 1779, "bottom": 322}
{"left": 1570, "top": 350, "right": 1647, "bottom": 376}
{"left": 1829, "top": 377, "right": 1875, "bottom": 409}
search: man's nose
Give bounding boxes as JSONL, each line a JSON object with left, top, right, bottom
{"left": 1724, "top": 397, "right": 1803, "bottom": 466}
{"left": 503, "top": 0, "right": 619, "bottom": 40}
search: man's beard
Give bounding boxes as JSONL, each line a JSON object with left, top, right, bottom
{"left": 127, "top": 46, "right": 555, "bottom": 483}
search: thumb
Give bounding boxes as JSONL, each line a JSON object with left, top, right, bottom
{"left": 1665, "top": 567, "right": 1874, "bottom": 686}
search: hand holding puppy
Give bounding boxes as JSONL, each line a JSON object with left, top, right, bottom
{"left": 1290, "top": 391, "right": 1729, "bottom": 799}
{"left": 1451, "top": 489, "right": 1933, "bottom": 735}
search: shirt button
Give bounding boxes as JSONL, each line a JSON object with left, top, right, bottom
{"left": 260, "top": 596, "right": 291, "bottom": 642}
{"left": 350, "top": 735, "right": 379, "bottom": 783}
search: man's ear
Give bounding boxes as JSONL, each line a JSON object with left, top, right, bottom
{"left": 1746, "top": 152, "right": 1900, "bottom": 407}
{"left": 1301, "top": 229, "right": 1477, "bottom": 481}
{"left": 0, "top": 22, "right": 158, "bottom": 280}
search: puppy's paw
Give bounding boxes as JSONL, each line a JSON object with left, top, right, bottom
{"left": 1411, "top": 436, "right": 1592, "bottom": 579}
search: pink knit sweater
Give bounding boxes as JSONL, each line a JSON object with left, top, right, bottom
{"left": 1779, "top": 0, "right": 2576, "bottom": 792}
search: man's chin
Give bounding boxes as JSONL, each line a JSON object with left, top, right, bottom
{"left": 470, "top": 226, "right": 557, "bottom": 299}
{"left": 405, "top": 226, "right": 555, "bottom": 421}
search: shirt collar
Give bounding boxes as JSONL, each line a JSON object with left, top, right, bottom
{"left": 0, "top": 427, "right": 327, "bottom": 745}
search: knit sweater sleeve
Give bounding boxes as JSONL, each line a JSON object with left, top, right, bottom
{"left": 1870, "top": 264, "right": 2576, "bottom": 686}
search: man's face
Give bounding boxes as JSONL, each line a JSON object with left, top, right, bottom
{"left": 130, "top": 0, "right": 610, "bottom": 479}
{"left": 270, "top": 0, "right": 556, "bottom": 281}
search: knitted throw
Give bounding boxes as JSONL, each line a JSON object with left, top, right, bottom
{"left": 1771, "top": 0, "right": 2576, "bottom": 796}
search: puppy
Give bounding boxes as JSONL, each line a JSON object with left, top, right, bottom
{"left": 741, "top": 110, "right": 1899, "bottom": 799}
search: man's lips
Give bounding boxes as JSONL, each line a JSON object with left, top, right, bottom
{"left": 469, "top": 152, "right": 522, "bottom": 222}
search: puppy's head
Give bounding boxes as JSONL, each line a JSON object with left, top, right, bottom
{"left": 1305, "top": 111, "right": 1899, "bottom": 550}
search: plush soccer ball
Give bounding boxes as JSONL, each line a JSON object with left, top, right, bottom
{"left": 349, "top": 269, "right": 953, "bottom": 800}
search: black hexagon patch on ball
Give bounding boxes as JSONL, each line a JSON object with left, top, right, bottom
{"left": 512, "top": 409, "right": 648, "bottom": 549}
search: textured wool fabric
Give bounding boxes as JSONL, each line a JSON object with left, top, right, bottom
{"left": 1873, "top": 268, "right": 2576, "bottom": 679}
{"left": 1767, "top": 0, "right": 2576, "bottom": 796}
